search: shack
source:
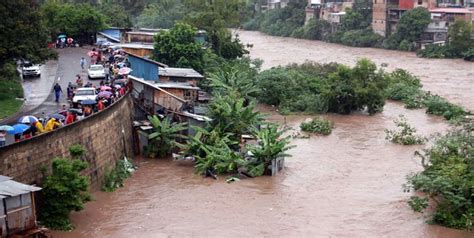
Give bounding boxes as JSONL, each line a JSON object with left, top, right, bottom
{"left": 0, "top": 176, "right": 42, "bottom": 237}
{"left": 158, "top": 67, "right": 204, "bottom": 86}
{"left": 115, "top": 43, "right": 154, "bottom": 57}
{"left": 127, "top": 52, "right": 167, "bottom": 81}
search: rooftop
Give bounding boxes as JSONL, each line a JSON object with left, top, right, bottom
{"left": 155, "top": 82, "right": 201, "bottom": 90}
{"left": 0, "top": 175, "right": 41, "bottom": 199}
{"left": 159, "top": 67, "right": 204, "bottom": 79}
{"left": 114, "top": 43, "right": 154, "bottom": 50}
{"left": 430, "top": 8, "right": 473, "bottom": 14}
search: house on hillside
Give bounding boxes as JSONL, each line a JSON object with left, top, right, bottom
{"left": 158, "top": 67, "right": 204, "bottom": 86}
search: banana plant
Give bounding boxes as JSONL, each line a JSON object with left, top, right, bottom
{"left": 148, "top": 115, "right": 187, "bottom": 158}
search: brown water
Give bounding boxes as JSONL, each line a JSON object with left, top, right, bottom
{"left": 54, "top": 31, "right": 474, "bottom": 237}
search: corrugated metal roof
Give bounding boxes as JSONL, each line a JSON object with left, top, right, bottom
{"left": 430, "top": 8, "right": 472, "bottom": 14}
{"left": 159, "top": 67, "right": 204, "bottom": 78}
{"left": 155, "top": 82, "right": 200, "bottom": 90}
{"left": 0, "top": 177, "right": 41, "bottom": 198}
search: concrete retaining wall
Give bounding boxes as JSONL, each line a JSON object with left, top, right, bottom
{"left": 0, "top": 94, "right": 134, "bottom": 190}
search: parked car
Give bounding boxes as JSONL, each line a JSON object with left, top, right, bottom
{"left": 72, "top": 88, "right": 97, "bottom": 107}
{"left": 87, "top": 64, "right": 105, "bottom": 79}
{"left": 21, "top": 61, "right": 41, "bottom": 78}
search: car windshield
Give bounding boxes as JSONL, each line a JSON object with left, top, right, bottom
{"left": 23, "top": 63, "right": 33, "bottom": 67}
{"left": 76, "top": 90, "right": 95, "bottom": 96}
{"left": 90, "top": 65, "right": 104, "bottom": 71}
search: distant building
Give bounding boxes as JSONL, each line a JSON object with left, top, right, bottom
{"left": 305, "top": 0, "right": 353, "bottom": 25}
{"left": 268, "top": 0, "right": 289, "bottom": 9}
{"left": 372, "top": 0, "right": 472, "bottom": 37}
{"left": 159, "top": 67, "right": 204, "bottom": 86}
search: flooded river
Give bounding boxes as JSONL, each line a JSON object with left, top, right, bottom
{"left": 55, "top": 31, "right": 473, "bottom": 237}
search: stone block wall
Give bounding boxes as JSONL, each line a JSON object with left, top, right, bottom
{"left": 0, "top": 94, "right": 134, "bottom": 190}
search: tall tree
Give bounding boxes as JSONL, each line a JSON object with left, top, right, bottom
{"left": 447, "top": 20, "right": 473, "bottom": 57}
{"left": 0, "top": 0, "right": 54, "bottom": 65}
{"left": 152, "top": 22, "right": 206, "bottom": 72}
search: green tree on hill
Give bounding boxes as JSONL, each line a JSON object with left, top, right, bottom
{"left": 386, "top": 7, "right": 431, "bottom": 50}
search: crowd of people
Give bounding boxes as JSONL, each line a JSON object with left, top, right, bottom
{"left": 0, "top": 46, "right": 131, "bottom": 147}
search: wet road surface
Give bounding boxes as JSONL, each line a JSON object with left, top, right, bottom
{"left": 54, "top": 32, "right": 473, "bottom": 237}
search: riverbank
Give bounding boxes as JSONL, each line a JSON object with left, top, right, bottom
{"left": 236, "top": 30, "right": 474, "bottom": 112}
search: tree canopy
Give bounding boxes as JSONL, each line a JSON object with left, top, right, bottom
{"left": 152, "top": 23, "right": 206, "bottom": 72}
{"left": 0, "top": 0, "right": 54, "bottom": 65}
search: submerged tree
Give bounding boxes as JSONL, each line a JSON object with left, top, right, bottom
{"left": 148, "top": 115, "right": 187, "bottom": 158}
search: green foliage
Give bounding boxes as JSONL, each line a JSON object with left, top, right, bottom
{"left": 385, "top": 115, "right": 426, "bottom": 145}
{"left": 406, "top": 125, "right": 474, "bottom": 229}
{"left": 41, "top": 1, "right": 107, "bottom": 41}
{"left": 246, "top": 124, "right": 294, "bottom": 176}
{"left": 463, "top": 47, "right": 474, "bottom": 61}
{"left": 194, "top": 139, "right": 245, "bottom": 175}
{"left": 417, "top": 44, "right": 452, "bottom": 58}
{"left": 385, "top": 69, "right": 425, "bottom": 109}
{"left": 207, "top": 94, "right": 263, "bottom": 140}
{"left": 337, "top": 29, "right": 383, "bottom": 47}
{"left": 408, "top": 196, "right": 429, "bottom": 212}
{"left": 207, "top": 66, "right": 260, "bottom": 100}
{"left": 0, "top": 63, "right": 24, "bottom": 119}
{"left": 97, "top": 4, "right": 132, "bottom": 28}
{"left": 243, "top": 0, "right": 306, "bottom": 37}
{"left": 152, "top": 22, "right": 206, "bottom": 72}
{"left": 424, "top": 95, "right": 466, "bottom": 121}
{"left": 0, "top": 0, "right": 55, "bottom": 65}
{"left": 39, "top": 158, "right": 90, "bottom": 230}
{"left": 292, "top": 18, "right": 331, "bottom": 40}
{"left": 300, "top": 118, "right": 332, "bottom": 135}
{"left": 148, "top": 115, "right": 187, "bottom": 158}
{"left": 102, "top": 158, "right": 135, "bottom": 192}
{"left": 386, "top": 7, "right": 431, "bottom": 50}
{"left": 69, "top": 144, "right": 85, "bottom": 159}
{"left": 256, "top": 59, "right": 387, "bottom": 115}
{"left": 136, "top": 1, "right": 185, "bottom": 29}
{"left": 448, "top": 20, "right": 474, "bottom": 58}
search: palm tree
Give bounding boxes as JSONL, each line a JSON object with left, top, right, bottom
{"left": 148, "top": 115, "right": 187, "bottom": 158}
{"left": 246, "top": 124, "right": 295, "bottom": 176}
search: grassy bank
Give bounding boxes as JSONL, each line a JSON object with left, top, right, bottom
{"left": 0, "top": 64, "right": 24, "bottom": 120}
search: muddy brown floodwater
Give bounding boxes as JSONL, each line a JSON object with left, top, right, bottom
{"left": 54, "top": 31, "right": 473, "bottom": 238}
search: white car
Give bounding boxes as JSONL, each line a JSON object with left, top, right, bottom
{"left": 21, "top": 62, "right": 41, "bottom": 78}
{"left": 72, "top": 88, "right": 97, "bottom": 107}
{"left": 87, "top": 64, "right": 105, "bottom": 79}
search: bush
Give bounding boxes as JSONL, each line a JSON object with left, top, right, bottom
{"left": 417, "top": 44, "right": 451, "bottom": 58}
{"left": 385, "top": 115, "right": 426, "bottom": 145}
{"left": 424, "top": 95, "right": 466, "bottom": 121}
{"left": 102, "top": 158, "right": 135, "bottom": 192}
{"left": 339, "top": 29, "right": 383, "bottom": 47}
{"left": 385, "top": 69, "right": 425, "bottom": 109}
{"left": 256, "top": 59, "right": 387, "bottom": 115}
{"left": 300, "top": 117, "right": 332, "bottom": 135}
{"left": 39, "top": 158, "right": 90, "bottom": 230}
{"left": 406, "top": 124, "right": 474, "bottom": 229}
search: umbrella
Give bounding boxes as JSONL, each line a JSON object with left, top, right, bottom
{"left": 58, "top": 34, "right": 67, "bottom": 39}
{"left": 100, "top": 86, "right": 112, "bottom": 91}
{"left": 18, "top": 116, "right": 38, "bottom": 124}
{"left": 114, "top": 84, "right": 122, "bottom": 89}
{"left": 114, "top": 54, "right": 125, "bottom": 58}
{"left": 98, "top": 91, "right": 113, "bottom": 98}
{"left": 68, "top": 108, "right": 83, "bottom": 115}
{"left": 81, "top": 100, "right": 96, "bottom": 105}
{"left": 11, "top": 124, "right": 30, "bottom": 135}
{"left": 50, "top": 113, "right": 66, "bottom": 121}
{"left": 0, "top": 125, "right": 14, "bottom": 133}
{"left": 118, "top": 67, "right": 132, "bottom": 75}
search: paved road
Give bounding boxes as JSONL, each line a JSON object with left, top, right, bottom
{"left": 1, "top": 47, "right": 96, "bottom": 125}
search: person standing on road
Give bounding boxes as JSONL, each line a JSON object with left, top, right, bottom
{"left": 80, "top": 57, "right": 86, "bottom": 70}
{"left": 54, "top": 83, "right": 62, "bottom": 103}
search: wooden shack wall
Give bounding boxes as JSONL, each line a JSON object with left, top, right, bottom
{"left": 123, "top": 47, "right": 152, "bottom": 57}
{"left": 153, "top": 90, "right": 184, "bottom": 111}
{"left": 2, "top": 193, "right": 36, "bottom": 236}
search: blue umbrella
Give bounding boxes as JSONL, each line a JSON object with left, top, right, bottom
{"left": 18, "top": 116, "right": 38, "bottom": 124}
{"left": 11, "top": 124, "right": 30, "bottom": 135}
{"left": 0, "top": 125, "right": 14, "bottom": 133}
{"left": 50, "top": 113, "right": 65, "bottom": 121}
{"left": 58, "top": 34, "right": 67, "bottom": 38}
{"left": 81, "top": 100, "right": 96, "bottom": 105}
